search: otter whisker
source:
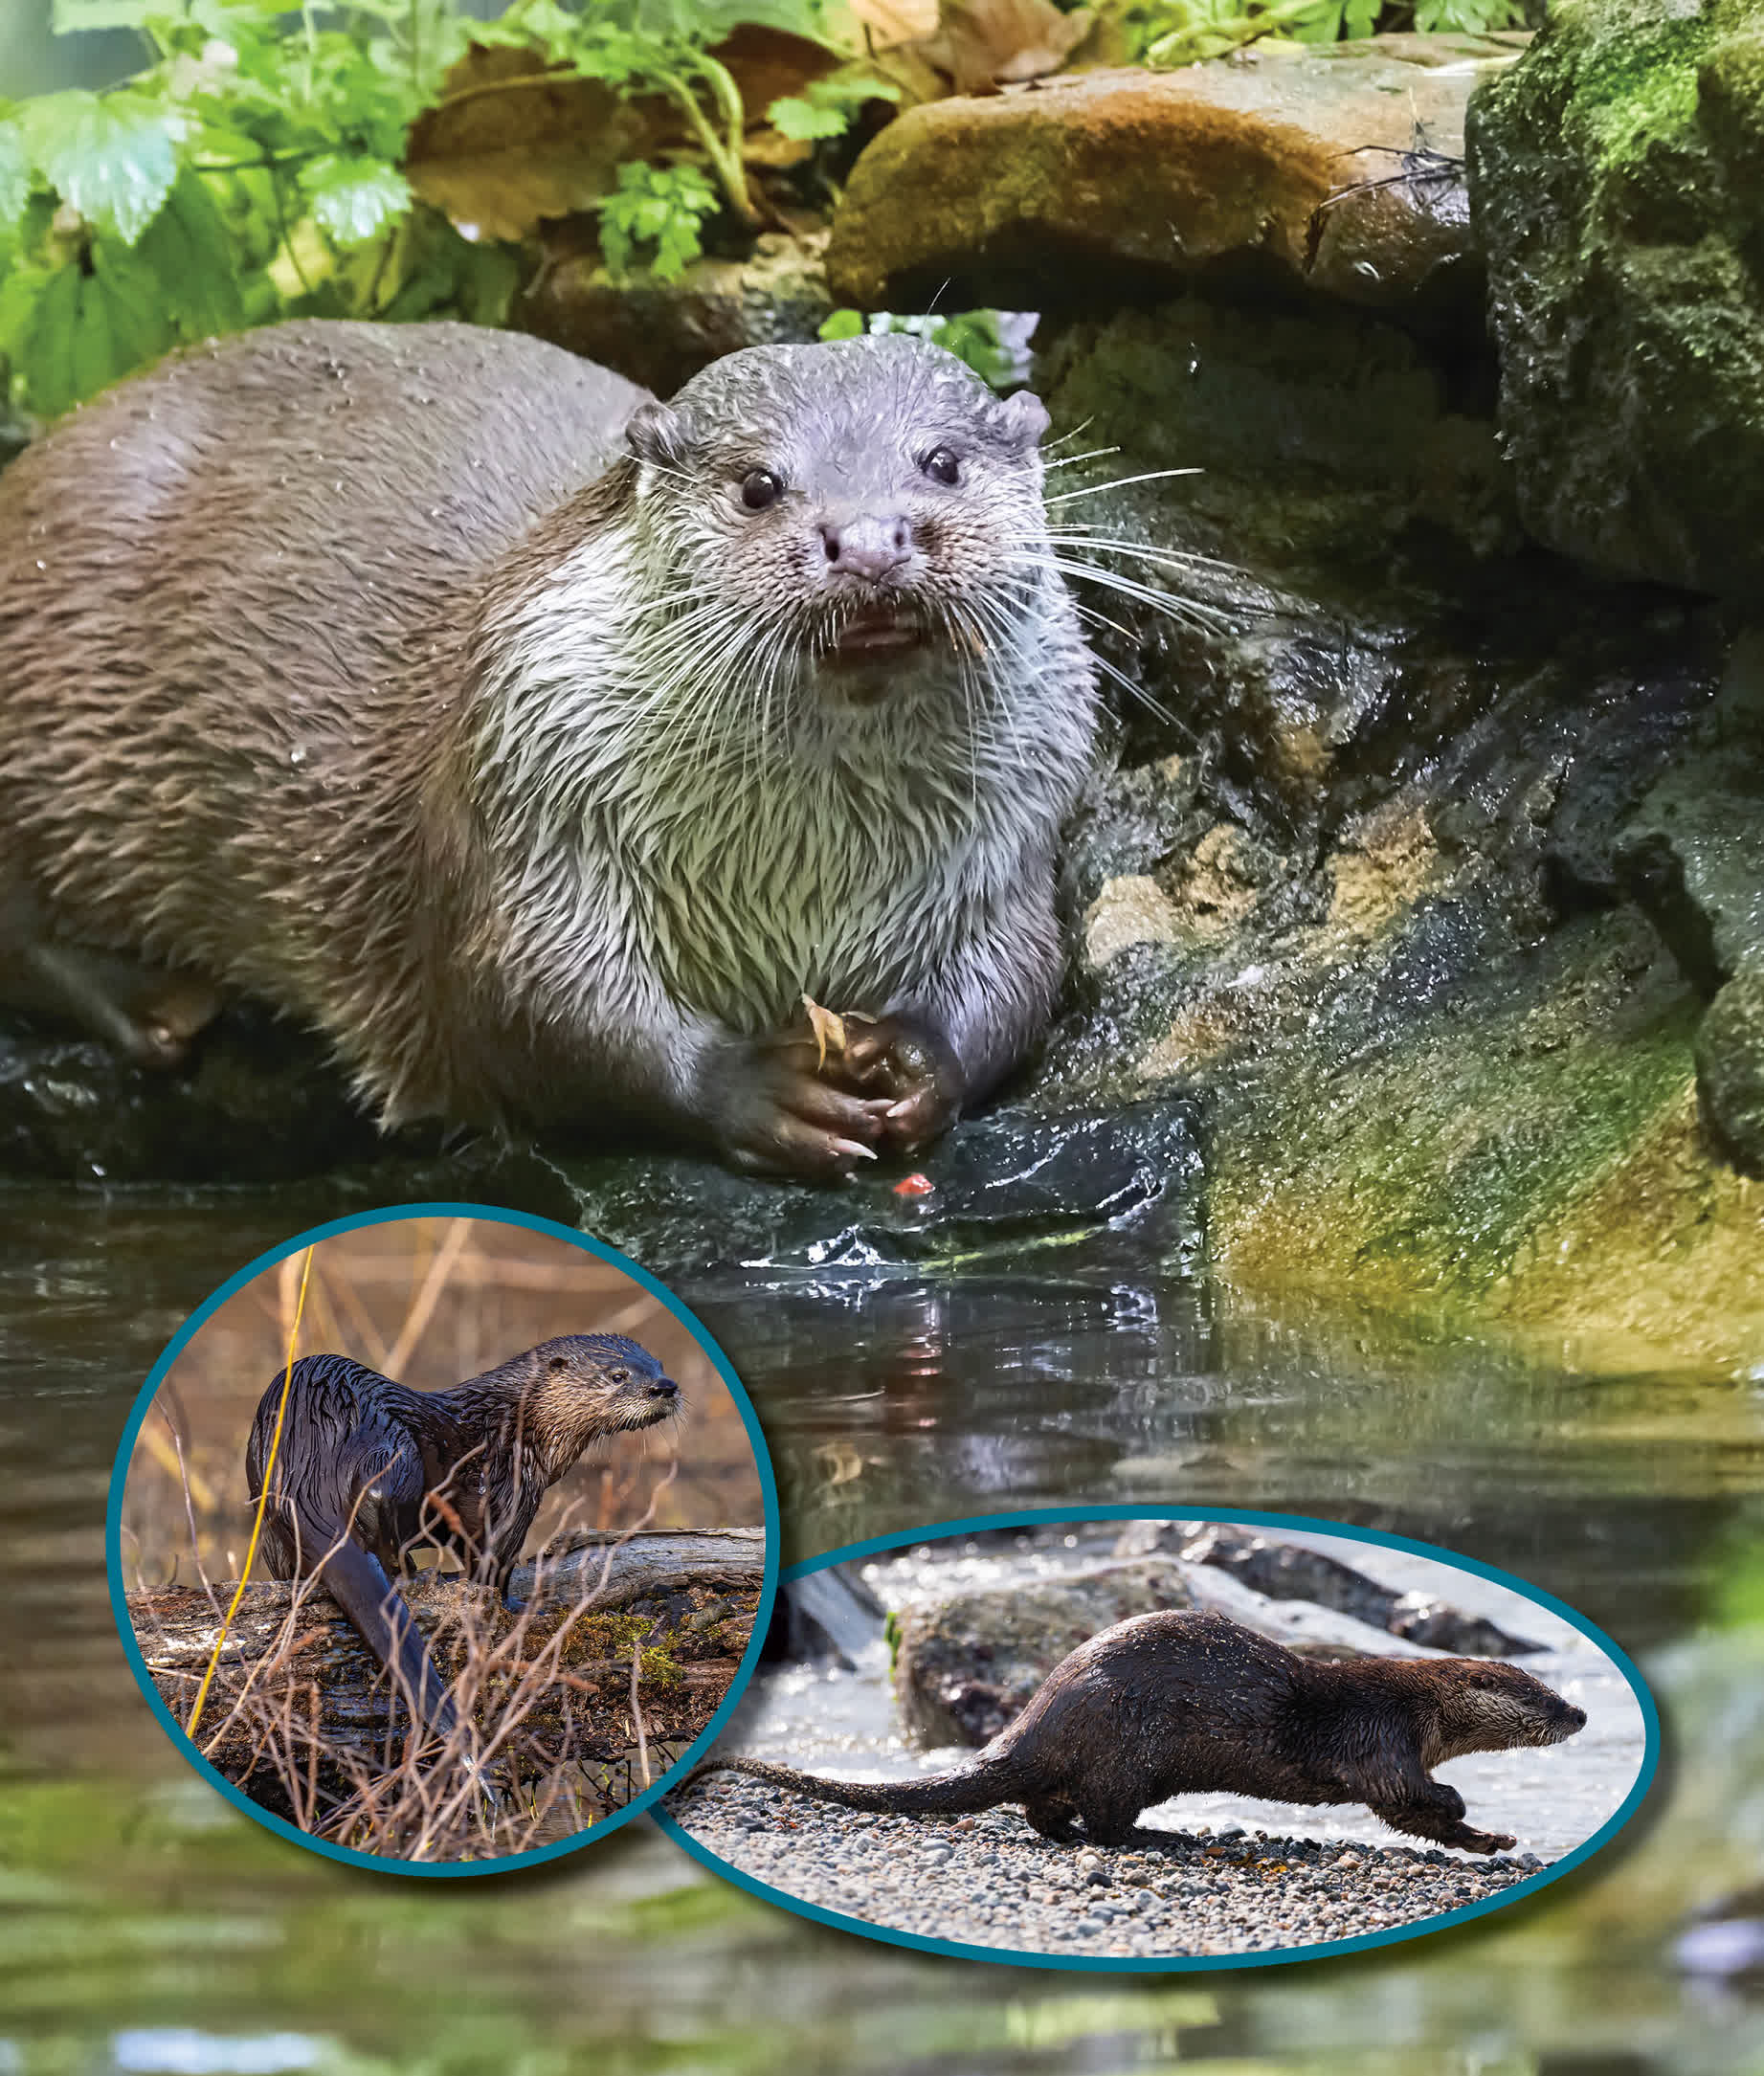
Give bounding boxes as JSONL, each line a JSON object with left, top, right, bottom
{"left": 1012, "top": 551, "right": 1238, "bottom": 635}
{"left": 1044, "top": 528, "right": 1246, "bottom": 579}
{"left": 1044, "top": 468, "right": 1204, "bottom": 503}
{"left": 1039, "top": 446, "right": 1123, "bottom": 471}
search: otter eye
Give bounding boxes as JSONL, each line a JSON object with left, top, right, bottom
{"left": 548, "top": 1354, "right": 569, "bottom": 1373}
{"left": 740, "top": 468, "right": 783, "bottom": 510}
{"left": 610, "top": 1368, "right": 630, "bottom": 1385}
{"left": 923, "top": 447, "right": 960, "bottom": 486}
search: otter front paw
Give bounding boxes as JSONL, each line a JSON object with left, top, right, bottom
{"left": 703, "top": 1034, "right": 894, "bottom": 1182}
{"left": 820, "top": 1012, "right": 966, "bottom": 1152}
{"left": 1445, "top": 1824, "right": 1518, "bottom": 1856}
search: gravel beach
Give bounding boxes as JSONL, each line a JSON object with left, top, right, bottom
{"left": 667, "top": 1775, "right": 1548, "bottom": 1958}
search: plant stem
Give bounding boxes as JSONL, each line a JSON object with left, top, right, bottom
{"left": 657, "top": 65, "right": 755, "bottom": 225}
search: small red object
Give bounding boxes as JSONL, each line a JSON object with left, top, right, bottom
{"left": 892, "top": 1172, "right": 934, "bottom": 1197}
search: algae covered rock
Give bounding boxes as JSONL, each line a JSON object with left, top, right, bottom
{"left": 1695, "top": 968, "right": 1764, "bottom": 1174}
{"left": 1468, "top": 0, "right": 1764, "bottom": 595}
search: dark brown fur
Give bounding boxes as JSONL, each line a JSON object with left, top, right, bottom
{"left": 245, "top": 1335, "right": 679, "bottom": 1737}
{"left": 675, "top": 1609, "right": 1587, "bottom": 1852}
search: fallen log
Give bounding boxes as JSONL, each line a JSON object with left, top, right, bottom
{"left": 126, "top": 1528, "right": 766, "bottom": 1859}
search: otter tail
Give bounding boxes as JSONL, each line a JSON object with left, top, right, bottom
{"left": 313, "top": 1539, "right": 458, "bottom": 1741}
{"left": 672, "top": 1754, "right": 1009, "bottom": 1816}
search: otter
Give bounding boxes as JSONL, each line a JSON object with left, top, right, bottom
{"left": 0, "top": 322, "right": 1096, "bottom": 1179}
{"left": 673, "top": 1609, "right": 1587, "bottom": 1852}
{"left": 245, "top": 1333, "right": 680, "bottom": 1737}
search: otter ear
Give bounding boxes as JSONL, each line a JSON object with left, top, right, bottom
{"left": 626, "top": 400, "right": 690, "bottom": 467}
{"left": 986, "top": 388, "right": 1050, "bottom": 453}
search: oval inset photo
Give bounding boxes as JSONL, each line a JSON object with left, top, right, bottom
{"left": 656, "top": 1511, "right": 1656, "bottom": 1968}
{"left": 108, "top": 1205, "right": 778, "bottom": 1874}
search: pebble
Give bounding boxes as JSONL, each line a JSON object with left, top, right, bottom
{"left": 668, "top": 1781, "right": 1549, "bottom": 1959}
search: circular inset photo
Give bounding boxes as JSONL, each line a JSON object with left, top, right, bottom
{"left": 108, "top": 1205, "right": 777, "bottom": 1873}
{"left": 659, "top": 1510, "right": 1657, "bottom": 1968}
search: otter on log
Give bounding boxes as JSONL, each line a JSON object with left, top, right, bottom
{"left": 674, "top": 1610, "right": 1587, "bottom": 1852}
{"left": 0, "top": 322, "right": 1098, "bottom": 1179}
{"left": 245, "top": 1334, "right": 681, "bottom": 1738}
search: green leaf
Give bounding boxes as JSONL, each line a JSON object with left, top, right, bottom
{"left": 766, "top": 96, "right": 849, "bottom": 142}
{"left": 90, "top": 236, "right": 178, "bottom": 369}
{"left": 0, "top": 260, "right": 56, "bottom": 364}
{"left": 299, "top": 153, "right": 413, "bottom": 249}
{"left": 16, "top": 259, "right": 84, "bottom": 417}
{"left": 0, "top": 121, "right": 30, "bottom": 238}
{"left": 598, "top": 159, "right": 718, "bottom": 284}
{"left": 21, "top": 91, "right": 180, "bottom": 245}
{"left": 135, "top": 168, "right": 245, "bottom": 333}
{"left": 817, "top": 306, "right": 864, "bottom": 342}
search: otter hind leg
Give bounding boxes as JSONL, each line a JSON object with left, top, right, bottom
{"left": 254, "top": 1509, "right": 301, "bottom": 1580}
{"left": 1023, "top": 1797, "right": 1082, "bottom": 1843}
{"left": 0, "top": 886, "right": 220, "bottom": 1065}
{"left": 1076, "top": 1796, "right": 1145, "bottom": 1848}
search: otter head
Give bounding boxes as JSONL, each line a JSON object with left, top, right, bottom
{"left": 524, "top": 1333, "right": 681, "bottom": 1443}
{"left": 1429, "top": 1660, "right": 1588, "bottom": 1760}
{"left": 622, "top": 333, "right": 1054, "bottom": 711}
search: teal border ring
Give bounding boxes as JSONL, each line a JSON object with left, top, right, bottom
{"left": 104, "top": 1200, "right": 782, "bottom": 1879}
{"left": 651, "top": 1506, "right": 1661, "bottom": 1971}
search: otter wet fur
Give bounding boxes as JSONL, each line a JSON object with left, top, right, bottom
{"left": 245, "top": 1334, "right": 680, "bottom": 1738}
{"left": 0, "top": 321, "right": 1097, "bottom": 1178}
{"left": 676, "top": 1610, "right": 1588, "bottom": 1852}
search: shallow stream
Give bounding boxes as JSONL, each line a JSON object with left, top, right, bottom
{"left": 2, "top": 1187, "right": 1763, "bottom": 2073}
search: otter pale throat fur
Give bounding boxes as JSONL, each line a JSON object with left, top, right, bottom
{"left": 244, "top": 1334, "right": 680, "bottom": 1738}
{"left": 676, "top": 1610, "right": 1588, "bottom": 1853}
{"left": 0, "top": 322, "right": 1096, "bottom": 1179}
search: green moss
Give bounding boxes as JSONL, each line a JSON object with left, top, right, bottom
{"left": 638, "top": 1646, "right": 681, "bottom": 1690}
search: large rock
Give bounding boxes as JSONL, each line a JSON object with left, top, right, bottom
{"left": 1020, "top": 292, "right": 1764, "bottom": 1372}
{"left": 517, "top": 232, "right": 834, "bottom": 397}
{"left": 1115, "top": 1522, "right": 1542, "bottom": 1656}
{"left": 827, "top": 34, "right": 1529, "bottom": 324}
{"left": 1468, "top": 0, "right": 1764, "bottom": 596}
{"left": 891, "top": 1560, "right": 1195, "bottom": 1748}
{"left": 1619, "top": 629, "right": 1764, "bottom": 1172}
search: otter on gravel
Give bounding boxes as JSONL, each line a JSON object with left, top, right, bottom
{"left": 0, "top": 322, "right": 1097, "bottom": 1178}
{"left": 245, "top": 1335, "right": 680, "bottom": 1737}
{"left": 673, "top": 1609, "right": 1587, "bottom": 1852}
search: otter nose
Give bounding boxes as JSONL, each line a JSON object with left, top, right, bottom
{"left": 646, "top": 1376, "right": 679, "bottom": 1400}
{"left": 820, "top": 511, "right": 912, "bottom": 584}
{"left": 1565, "top": 1705, "right": 1588, "bottom": 1730}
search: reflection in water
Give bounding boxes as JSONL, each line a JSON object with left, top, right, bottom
{"left": 687, "top": 1261, "right": 1761, "bottom": 1649}
{"left": 1, "top": 1190, "right": 1762, "bottom": 2072}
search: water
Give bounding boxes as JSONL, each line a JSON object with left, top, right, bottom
{"left": 3, "top": 1188, "right": 1764, "bottom": 2073}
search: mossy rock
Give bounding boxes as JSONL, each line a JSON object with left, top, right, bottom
{"left": 1467, "top": 0, "right": 1764, "bottom": 595}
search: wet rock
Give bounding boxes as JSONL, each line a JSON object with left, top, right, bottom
{"left": 1014, "top": 281, "right": 1764, "bottom": 1364}
{"left": 1694, "top": 970, "right": 1764, "bottom": 1176}
{"left": 517, "top": 232, "right": 834, "bottom": 396}
{"left": 1116, "top": 1523, "right": 1541, "bottom": 1656}
{"left": 1617, "top": 630, "right": 1764, "bottom": 1175}
{"left": 554, "top": 1099, "right": 1205, "bottom": 1283}
{"left": 891, "top": 1560, "right": 1195, "bottom": 1749}
{"left": 1620, "top": 630, "right": 1764, "bottom": 997}
{"left": 1469, "top": 0, "right": 1764, "bottom": 596}
{"left": 0, "top": 1016, "right": 386, "bottom": 1184}
{"left": 827, "top": 35, "right": 1525, "bottom": 326}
